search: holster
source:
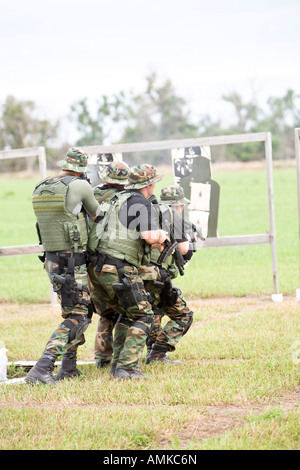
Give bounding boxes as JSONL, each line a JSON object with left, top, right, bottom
{"left": 112, "top": 276, "right": 146, "bottom": 309}
{"left": 155, "top": 269, "right": 181, "bottom": 308}
{"left": 53, "top": 272, "right": 89, "bottom": 308}
{"left": 48, "top": 252, "right": 89, "bottom": 308}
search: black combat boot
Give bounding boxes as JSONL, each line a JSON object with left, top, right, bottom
{"left": 145, "top": 338, "right": 154, "bottom": 364}
{"left": 25, "top": 352, "right": 57, "bottom": 385}
{"left": 95, "top": 358, "right": 111, "bottom": 369}
{"left": 145, "top": 344, "right": 181, "bottom": 365}
{"left": 110, "top": 362, "right": 117, "bottom": 375}
{"left": 56, "top": 350, "right": 82, "bottom": 380}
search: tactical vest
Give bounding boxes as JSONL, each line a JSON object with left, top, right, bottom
{"left": 32, "top": 175, "right": 88, "bottom": 253}
{"left": 93, "top": 186, "right": 118, "bottom": 205}
{"left": 88, "top": 191, "right": 150, "bottom": 268}
{"left": 87, "top": 185, "right": 119, "bottom": 253}
{"left": 150, "top": 203, "right": 179, "bottom": 279}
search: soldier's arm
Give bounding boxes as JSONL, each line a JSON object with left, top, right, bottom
{"left": 177, "top": 240, "right": 189, "bottom": 255}
{"left": 68, "top": 179, "right": 101, "bottom": 219}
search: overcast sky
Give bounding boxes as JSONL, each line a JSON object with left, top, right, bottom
{"left": 1, "top": 0, "right": 299, "bottom": 142}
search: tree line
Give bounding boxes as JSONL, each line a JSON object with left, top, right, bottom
{"left": 1, "top": 73, "right": 299, "bottom": 171}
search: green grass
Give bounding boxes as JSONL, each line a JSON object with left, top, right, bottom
{"left": 0, "top": 297, "right": 299, "bottom": 449}
{"left": 0, "top": 167, "right": 300, "bottom": 450}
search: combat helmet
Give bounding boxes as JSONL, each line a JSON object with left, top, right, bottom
{"left": 159, "top": 185, "right": 190, "bottom": 206}
{"left": 57, "top": 147, "right": 90, "bottom": 173}
{"left": 125, "top": 164, "right": 162, "bottom": 189}
{"left": 99, "top": 161, "right": 130, "bottom": 185}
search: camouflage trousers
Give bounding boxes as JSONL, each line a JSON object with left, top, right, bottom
{"left": 94, "top": 310, "right": 119, "bottom": 366}
{"left": 43, "top": 257, "right": 90, "bottom": 357}
{"left": 139, "top": 264, "right": 193, "bottom": 352}
{"left": 88, "top": 261, "right": 154, "bottom": 371}
{"left": 93, "top": 264, "right": 193, "bottom": 363}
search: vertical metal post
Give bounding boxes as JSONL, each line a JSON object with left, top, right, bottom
{"left": 265, "top": 132, "right": 282, "bottom": 300}
{"left": 37, "top": 146, "right": 47, "bottom": 179}
{"left": 294, "top": 128, "right": 300, "bottom": 299}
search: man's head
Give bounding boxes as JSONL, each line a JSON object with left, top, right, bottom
{"left": 57, "top": 147, "right": 90, "bottom": 174}
{"left": 98, "top": 161, "right": 130, "bottom": 187}
{"left": 125, "top": 164, "right": 162, "bottom": 197}
{"left": 159, "top": 185, "right": 190, "bottom": 214}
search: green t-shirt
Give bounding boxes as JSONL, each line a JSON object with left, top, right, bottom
{"left": 65, "top": 179, "right": 100, "bottom": 217}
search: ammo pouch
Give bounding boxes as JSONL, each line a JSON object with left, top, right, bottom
{"left": 63, "top": 218, "right": 88, "bottom": 252}
{"left": 112, "top": 276, "right": 146, "bottom": 309}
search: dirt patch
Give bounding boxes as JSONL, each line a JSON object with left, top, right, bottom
{"left": 161, "top": 388, "right": 300, "bottom": 447}
{"left": 161, "top": 295, "right": 300, "bottom": 447}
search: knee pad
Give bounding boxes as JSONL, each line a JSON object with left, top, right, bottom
{"left": 173, "top": 312, "right": 193, "bottom": 336}
{"left": 62, "top": 314, "right": 91, "bottom": 342}
{"left": 132, "top": 315, "right": 154, "bottom": 337}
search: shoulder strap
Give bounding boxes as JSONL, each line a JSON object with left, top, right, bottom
{"left": 94, "top": 194, "right": 119, "bottom": 243}
{"left": 59, "top": 175, "right": 79, "bottom": 186}
{"left": 95, "top": 187, "right": 116, "bottom": 204}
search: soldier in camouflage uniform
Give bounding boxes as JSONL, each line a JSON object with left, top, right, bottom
{"left": 87, "top": 164, "right": 168, "bottom": 379}
{"left": 25, "top": 148, "right": 101, "bottom": 385}
{"left": 89, "top": 161, "right": 130, "bottom": 369}
{"left": 140, "top": 185, "right": 196, "bottom": 364}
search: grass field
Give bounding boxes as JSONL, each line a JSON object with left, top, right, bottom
{"left": 0, "top": 165, "right": 299, "bottom": 301}
{"left": 0, "top": 164, "right": 299, "bottom": 450}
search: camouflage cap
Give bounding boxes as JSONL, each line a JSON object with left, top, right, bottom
{"left": 98, "top": 161, "right": 130, "bottom": 185}
{"left": 57, "top": 147, "right": 90, "bottom": 173}
{"left": 159, "top": 185, "right": 190, "bottom": 205}
{"left": 125, "top": 164, "right": 163, "bottom": 189}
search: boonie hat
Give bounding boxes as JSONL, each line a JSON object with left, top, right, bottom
{"left": 99, "top": 161, "right": 130, "bottom": 185}
{"left": 125, "top": 164, "right": 162, "bottom": 189}
{"left": 57, "top": 147, "right": 90, "bottom": 173}
{"left": 159, "top": 185, "right": 190, "bottom": 205}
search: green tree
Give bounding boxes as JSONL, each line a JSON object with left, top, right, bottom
{"left": 68, "top": 79, "right": 300, "bottom": 164}
{"left": 69, "top": 74, "right": 199, "bottom": 165}
{"left": 264, "top": 89, "right": 300, "bottom": 159}
{"left": 118, "top": 73, "right": 198, "bottom": 164}
{"left": 69, "top": 93, "right": 127, "bottom": 147}
{"left": 0, "top": 95, "right": 59, "bottom": 171}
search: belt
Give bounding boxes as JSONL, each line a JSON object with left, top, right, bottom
{"left": 89, "top": 253, "right": 132, "bottom": 273}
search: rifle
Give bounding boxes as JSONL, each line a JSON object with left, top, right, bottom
{"left": 183, "top": 217, "right": 205, "bottom": 242}
{"left": 80, "top": 172, "right": 92, "bottom": 185}
{"left": 148, "top": 194, "right": 185, "bottom": 275}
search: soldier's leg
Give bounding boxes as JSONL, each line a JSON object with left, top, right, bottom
{"left": 88, "top": 268, "right": 115, "bottom": 366}
{"left": 26, "top": 259, "right": 91, "bottom": 385}
{"left": 142, "top": 268, "right": 181, "bottom": 364}
{"left": 94, "top": 311, "right": 120, "bottom": 368}
{"left": 114, "top": 266, "right": 154, "bottom": 378}
{"left": 139, "top": 267, "right": 163, "bottom": 359}
{"left": 154, "top": 288, "right": 193, "bottom": 353}
{"left": 53, "top": 260, "right": 93, "bottom": 380}
{"left": 88, "top": 262, "right": 127, "bottom": 374}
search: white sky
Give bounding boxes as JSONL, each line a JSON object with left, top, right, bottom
{"left": 0, "top": 0, "right": 299, "bottom": 143}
